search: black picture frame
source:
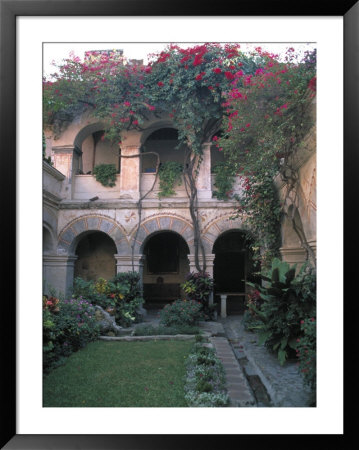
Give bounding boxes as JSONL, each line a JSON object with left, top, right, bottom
{"left": 1, "top": 1, "right": 357, "bottom": 448}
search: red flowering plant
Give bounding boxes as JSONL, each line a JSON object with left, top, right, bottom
{"left": 43, "top": 295, "right": 60, "bottom": 313}
{"left": 43, "top": 45, "right": 316, "bottom": 272}
{"left": 246, "top": 289, "right": 262, "bottom": 317}
{"left": 43, "top": 43, "right": 262, "bottom": 272}
{"left": 215, "top": 48, "right": 316, "bottom": 267}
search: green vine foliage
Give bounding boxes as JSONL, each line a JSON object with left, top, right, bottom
{"left": 93, "top": 163, "right": 117, "bottom": 187}
{"left": 212, "top": 162, "right": 236, "bottom": 200}
{"left": 158, "top": 161, "right": 183, "bottom": 198}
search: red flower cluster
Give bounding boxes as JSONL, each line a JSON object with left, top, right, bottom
{"left": 308, "top": 76, "right": 316, "bottom": 92}
{"left": 195, "top": 72, "right": 206, "bottom": 81}
{"left": 225, "top": 71, "right": 235, "bottom": 80}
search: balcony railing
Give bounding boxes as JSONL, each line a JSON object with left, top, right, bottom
{"left": 72, "top": 173, "right": 244, "bottom": 201}
{"left": 73, "top": 174, "right": 121, "bottom": 199}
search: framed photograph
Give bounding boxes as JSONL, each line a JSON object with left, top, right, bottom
{"left": 1, "top": 1, "right": 356, "bottom": 448}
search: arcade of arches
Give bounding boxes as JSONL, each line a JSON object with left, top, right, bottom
{"left": 43, "top": 113, "right": 316, "bottom": 313}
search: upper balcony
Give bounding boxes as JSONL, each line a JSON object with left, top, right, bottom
{"left": 51, "top": 122, "right": 244, "bottom": 203}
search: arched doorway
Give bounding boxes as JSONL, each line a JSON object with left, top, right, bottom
{"left": 142, "top": 231, "right": 190, "bottom": 309}
{"left": 213, "top": 230, "right": 259, "bottom": 314}
{"left": 74, "top": 231, "right": 117, "bottom": 281}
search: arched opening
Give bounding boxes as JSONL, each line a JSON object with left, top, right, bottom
{"left": 43, "top": 226, "right": 55, "bottom": 255}
{"left": 79, "top": 130, "right": 120, "bottom": 175}
{"left": 143, "top": 231, "right": 190, "bottom": 309}
{"left": 141, "top": 127, "right": 187, "bottom": 173}
{"left": 74, "top": 231, "right": 117, "bottom": 281}
{"left": 213, "top": 230, "right": 259, "bottom": 314}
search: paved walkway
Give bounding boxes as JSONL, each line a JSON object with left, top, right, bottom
{"left": 218, "top": 315, "right": 313, "bottom": 407}
{"left": 131, "top": 310, "right": 313, "bottom": 407}
{"left": 210, "top": 336, "right": 256, "bottom": 407}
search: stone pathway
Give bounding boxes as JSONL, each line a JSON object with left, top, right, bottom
{"left": 219, "top": 315, "right": 313, "bottom": 407}
{"left": 210, "top": 336, "right": 256, "bottom": 407}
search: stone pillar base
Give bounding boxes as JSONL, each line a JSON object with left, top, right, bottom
{"left": 220, "top": 295, "right": 227, "bottom": 318}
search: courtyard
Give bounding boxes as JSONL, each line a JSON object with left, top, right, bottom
{"left": 42, "top": 42, "right": 317, "bottom": 409}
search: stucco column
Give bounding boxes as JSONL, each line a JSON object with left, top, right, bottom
{"left": 187, "top": 253, "right": 215, "bottom": 305}
{"left": 52, "top": 145, "right": 82, "bottom": 200}
{"left": 43, "top": 255, "right": 78, "bottom": 297}
{"left": 115, "top": 254, "right": 144, "bottom": 290}
{"left": 196, "top": 142, "right": 212, "bottom": 199}
{"left": 119, "top": 144, "right": 141, "bottom": 200}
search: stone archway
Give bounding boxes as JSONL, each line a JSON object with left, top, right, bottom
{"left": 131, "top": 214, "right": 195, "bottom": 255}
{"left": 55, "top": 215, "right": 130, "bottom": 294}
{"left": 74, "top": 231, "right": 117, "bottom": 281}
{"left": 201, "top": 213, "right": 248, "bottom": 253}
{"left": 57, "top": 214, "right": 129, "bottom": 256}
{"left": 207, "top": 217, "right": 258, "bottom": 315}
{"left": 142, "top": 230, "right": 190, "bottom": 308}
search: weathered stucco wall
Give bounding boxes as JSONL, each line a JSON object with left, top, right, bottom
{"left": 277, "top": 114, "right": 316, "bottom": 265}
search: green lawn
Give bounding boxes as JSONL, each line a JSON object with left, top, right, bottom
{"left": 43, "top": 339, "right": 194, "bottom": 407}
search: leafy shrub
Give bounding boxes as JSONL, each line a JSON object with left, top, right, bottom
{"left": 43, "top": 296, "right": 100, "bottom": 373}
{"left": 246, "top": 259, "right": 316, "bottom": 365}
{"left": 159, "top": 299, "right": 204, "bottom": 327}
{"left": 72, "top": 272, "right": 144, "bottom": 327}
{"left": 93, "top": 163, "right": 117, "bottom": 187}
{"left": 243, "top": 289, "right": 263, "bottom": 330}
{"left": 296, "top": 317, "right": 316, "bottom": 392}
{"left": 184, "top": 343, "right": 228, "bottom": 407}
{"left": 181, "top": 272, "right": 214, "bottom": 320}
{"left": 72, "top": 277, "right": 111, "bottom": 309}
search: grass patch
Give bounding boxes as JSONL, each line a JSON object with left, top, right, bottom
{"left": 43, "top": 339, "right": 194, "bottom": 407}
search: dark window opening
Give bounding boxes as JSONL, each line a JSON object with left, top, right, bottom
{"left": 146, "top": 233, "right": 180, "bottom": 274}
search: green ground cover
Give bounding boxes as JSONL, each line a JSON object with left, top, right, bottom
{"left": 43, "top": 339, "right": 194, "bottom": 407}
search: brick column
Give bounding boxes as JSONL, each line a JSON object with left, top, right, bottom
{"left": 119, "top": 144, "right": 141, "bottom": 200}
